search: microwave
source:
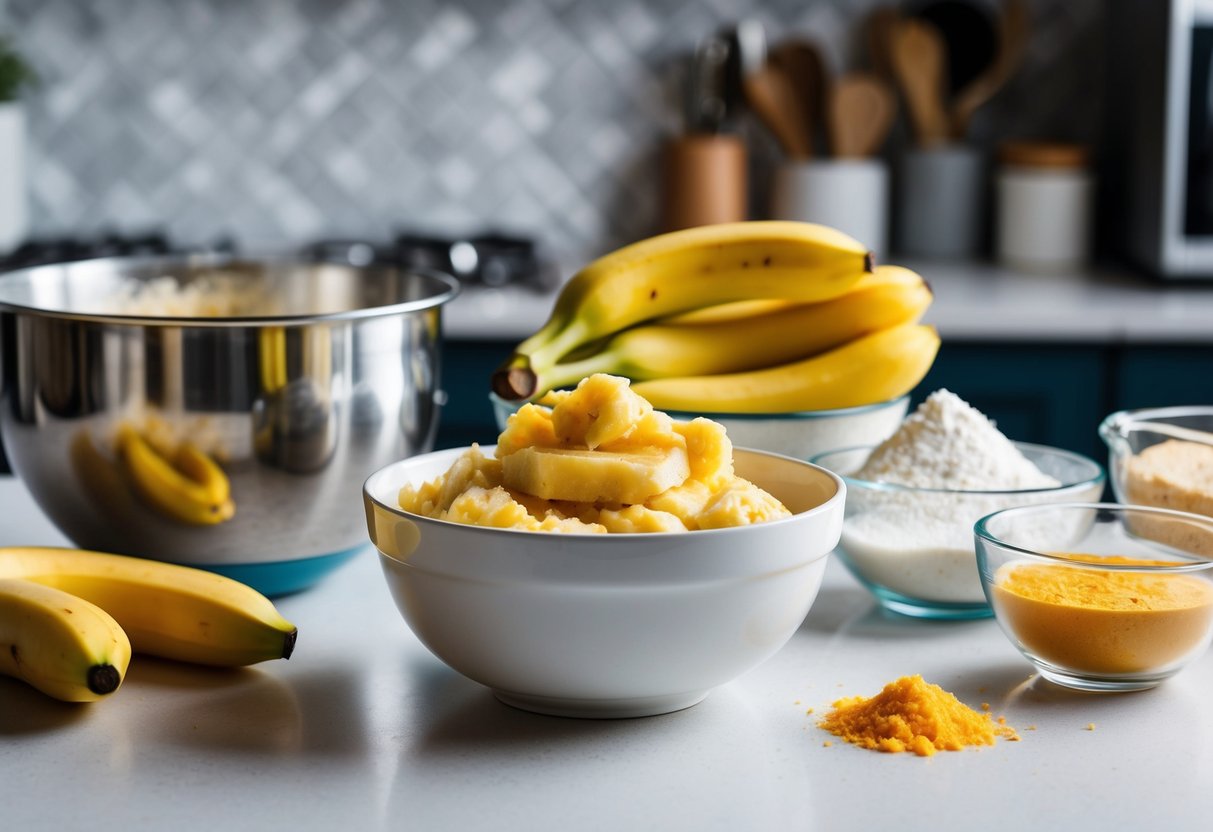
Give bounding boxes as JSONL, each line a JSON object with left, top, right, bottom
{"left": 1108, "top": 0, "right": 1213, "bottom": 278}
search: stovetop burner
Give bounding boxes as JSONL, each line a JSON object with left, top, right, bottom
{"left": 305, "top": 231, "right": 558, "bottom": 291}
{"left": 0, "top": 229, "right": 557, "bottom": 292}
{"left": 0, "top": 231, "right": 178, "bottom": 270}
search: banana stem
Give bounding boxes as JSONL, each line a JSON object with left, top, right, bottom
{"left": 491, "top": 318, "right": 594, "bottom": 400}
{"left": 526, "top": 320, "right": 593, "bottom": 381}
{"left": 491, "top": 354, "right": 539, "bottom": 401}
{"left": 531, "top": 348, "right": 624, "bottom": 396}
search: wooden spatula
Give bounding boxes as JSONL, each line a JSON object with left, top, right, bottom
{"left": 744, "top": 64, "right": 815, "bottom": 159}
{"left": 768, "top": 39, "right": 826, "bottom": 153}
{"left": 889, "top": 18, "right": 950, "bottom": 147}
{"left": 864, "top": 6, "right": 901, "bottom": 81}
{"left": 828, "top": 73, "right": 896, "bottom": 158}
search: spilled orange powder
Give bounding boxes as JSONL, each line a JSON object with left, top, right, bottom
{"left": 819, "top": 675, "right": 1017, "bottom": 757}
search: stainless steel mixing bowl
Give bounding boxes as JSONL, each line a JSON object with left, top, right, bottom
{"left": 0, "top": 254, "right": 459, "bottom": 594}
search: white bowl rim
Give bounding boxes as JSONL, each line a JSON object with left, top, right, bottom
{"left": 810, "top": 440, "right": 1106, "bottom": 496}
{"left": 489, "top": 391, "right": 910, "bottom": 421}
{"left": 974, "top": 501, "right": 1213, "bottom": 572}
{"left": 363, "top": 443, "right": 845, "bottom": 542}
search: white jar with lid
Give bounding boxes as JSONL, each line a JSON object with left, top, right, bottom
{"left": 996, "top": 142, "right": 1092, "bottom": 272}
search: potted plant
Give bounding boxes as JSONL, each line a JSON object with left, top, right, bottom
{"left": 0, "top": 37, "right": 35, "bottom": 252}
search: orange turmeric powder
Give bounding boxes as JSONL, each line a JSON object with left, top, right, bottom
{"left": 992, "top": 559, "right": 1213, "bottom": 674}
{"left": 818, "top": 675, "right": 1016, "bottom": 757}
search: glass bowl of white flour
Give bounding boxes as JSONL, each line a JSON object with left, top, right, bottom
{"left": 811, "top": 391, "right": 1106, "bottom": 619}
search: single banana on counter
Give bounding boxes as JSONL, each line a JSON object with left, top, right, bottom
{"left": 630, "top": 322, "right": 941, "bottom": 413}
{"left": 0, "top": 578, "right": 132, "bottom": 702}
{"left": 530, "top": 265, "right": 932, "bottom": 395}
{"left": 0, "top": 547, "right": 297, "bottom": 667}
{"left": 116, "top": 427, "right": 235, "bottom": 525}
{"left": 493, "top": 221, "right": 873, "bottom": 400}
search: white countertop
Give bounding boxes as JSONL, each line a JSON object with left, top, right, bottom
{"left": 445, "top": 261, "right": 1213, "bottom": 344}
{"left": 3, "top": 474, "right": 1212, "bottom": 831}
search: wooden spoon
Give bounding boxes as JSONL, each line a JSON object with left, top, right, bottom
{"left": 889, "top": 18, "right": 951, "bottom": 147}
{"left": 864, "top": 6, "right": 901, "bottom": 81}
{"left": 768, "top": 39, "right": 826, "bottom": 153}
{"left": 951, "top": 0, "right": 1030, "bottom": 138}
{"left": 744, "top": 64, "right": 815, "bottom": 159}
{"left": 828, "top": 73, "right": 896, "bottom": 159}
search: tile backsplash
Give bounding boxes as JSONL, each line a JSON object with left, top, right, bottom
{"left": 2, "top": 0, "right": 1101, "bottom": 265}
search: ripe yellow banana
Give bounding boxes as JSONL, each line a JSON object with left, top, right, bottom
{"left": 0, "top": 578, "right": 131, "bottom": 702}
{"left": 493, "top": 221, "right": 873, "bottom": 400}
{"left": 532, "top": 265, "right": 932, "bottom": 394}
{"left": 116, "top": 427, "right": 235, "bottom": 525}
{"left": 631, "top": 323, "right": 941, "bottom": 413}
{"left": 0, "top": 546, "right": 297, "bottom": 667}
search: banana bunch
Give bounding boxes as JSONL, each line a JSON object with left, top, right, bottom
{"left": 0, "top": 546, "right": 297, "bottom": 702}
{"left": 492, "top": 221, "right": 939, "bottom": 411}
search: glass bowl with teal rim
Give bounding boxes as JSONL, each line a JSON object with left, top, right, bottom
{"left": 490, "top": 392, "right": 910, "bottom": 461}
{"left": 809, "top": 443, "right": 1106, "bottom": 620}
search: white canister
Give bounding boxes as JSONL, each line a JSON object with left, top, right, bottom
{"left": 0, "top": 103, "right": 26, "bottom": 254}
{"left": 996, "top": 142, "right": 1092, "bottom": 272}
{"left": 770, "top": 159, "right": 888, "bottom": 259}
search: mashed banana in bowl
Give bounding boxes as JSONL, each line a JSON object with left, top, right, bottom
{"left": 398, "top": 374, "right": 791, "bottom": 533}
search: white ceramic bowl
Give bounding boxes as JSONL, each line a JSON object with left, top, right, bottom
{"left": 363, "top": 445, "right": 845, "bottom": 718}
{"left": 490, "top": 393, "right": 909, "bottom": 460}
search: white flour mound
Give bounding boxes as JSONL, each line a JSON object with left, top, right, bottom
{"left": 856, "top": 389, "right": 1060, "bottom": 490}
{"left": 842, "top": 390, "right": 1074, "bottom": 605}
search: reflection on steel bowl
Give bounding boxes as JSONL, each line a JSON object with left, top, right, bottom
{"left": 0, "top": 255, "right": 459, "bottom": 595}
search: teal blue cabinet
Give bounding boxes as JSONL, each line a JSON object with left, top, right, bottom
{"left": 436, "top": 340, "right": 511, "bottom": 449}
{"left": 1115, "top": 346, "right": 1213, "bottom": 410}
{"left": 912, "top": 343, "right": 1110, "bottom": 460}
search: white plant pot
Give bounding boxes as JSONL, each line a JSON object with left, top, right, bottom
{"left": 0, "top": 104, "right": 27, "bottom": 253}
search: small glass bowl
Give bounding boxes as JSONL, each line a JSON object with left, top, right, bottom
{"left": 976, "top": 502, "right": 1213, "bottom": 692}
{"left": 490, "top": 392, "right": 910, "bottom": 461}
{"left": 810, "top": 443, "right": 1105, "bottom": 620}
{"left": 1099, "top": 405, "right": 1213, "bottom": 516}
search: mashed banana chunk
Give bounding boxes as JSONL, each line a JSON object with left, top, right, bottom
{"left": 398, "top": 374, "right": 791, "bottom": 533}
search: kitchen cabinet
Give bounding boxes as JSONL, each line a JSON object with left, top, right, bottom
{"left": 1115, "top": 345, "right": 1213, "bottom": 410}
{"left": 437, "top": 339, "right": 514, "bottom": 449}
